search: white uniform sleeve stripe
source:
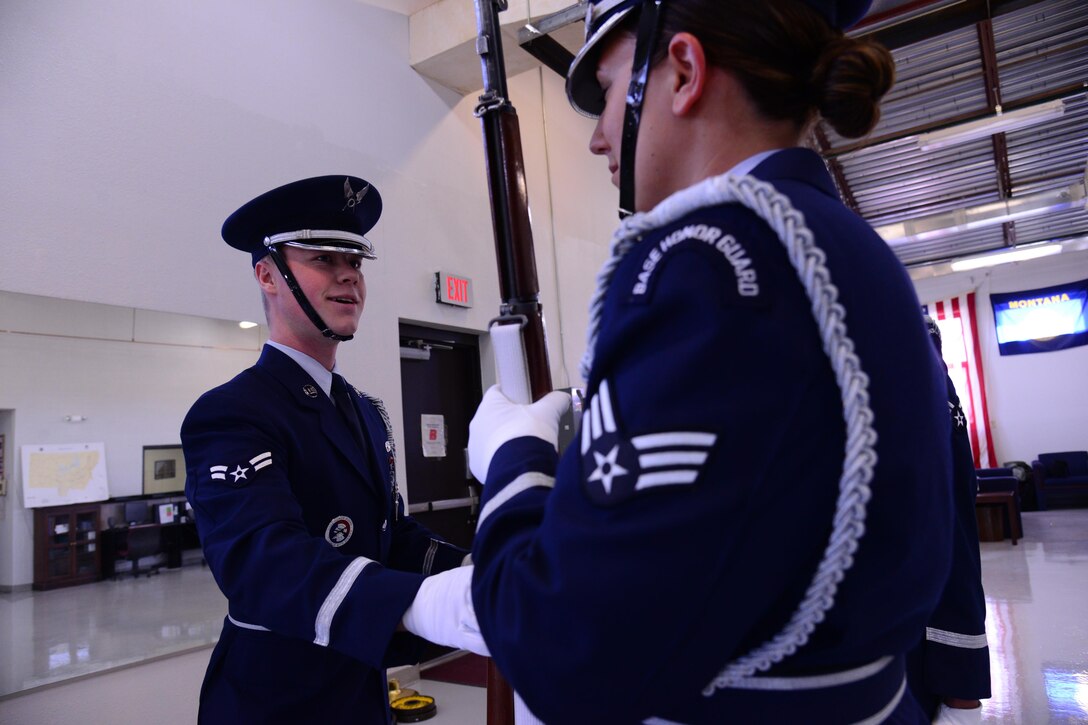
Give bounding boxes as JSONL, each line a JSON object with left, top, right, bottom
{"left": 925, "top": 627, "right": 989, "bottom": 649}
{"left": 599, "top": 379, "right": 617, "bottom": 433}
{"left": 639, "top": 451, "right": 708, "bottom": 467}
{"left": 253, "top": 460, "right": 272, "bottom": 471}
{"left": 582, "top": 414, "right": 592, "bottom": 454}
{"left": 249, "top": 451, "right": 272, "bottom": 465}
{"left": 632, "top": 431, "right": 717, "bottom": 449}
{"left": 211, "top": 473, "right": 226, "bottom": 480}
{"left": 210, "top": 466, "right": 228, "bottom": 472}
{"left": 313, "top": 556, "right": 373, "bottom": 646}
{"left": 477, "top": 472, "right": 555, "bottom": 531}
{"left": 635, "top": 470, "right": 700, "bottom": 489}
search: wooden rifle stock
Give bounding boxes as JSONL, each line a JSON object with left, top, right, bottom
{"left": 473, "top": 1, "right": 554, "bottom": 722}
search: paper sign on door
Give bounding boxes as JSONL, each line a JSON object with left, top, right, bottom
{"left": 421, "top": 414, "right": 446, "bottom": 458}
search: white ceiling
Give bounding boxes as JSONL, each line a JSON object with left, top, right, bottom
{"left": 356, "top": 0, "right": 441, "bottom": 15}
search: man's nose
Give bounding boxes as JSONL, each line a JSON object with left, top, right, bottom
{"left": 336, "top": 259, "right": 360, "bottom": 282}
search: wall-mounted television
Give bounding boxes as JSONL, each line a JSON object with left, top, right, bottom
{"left": 991, "top": 278, "right": 1088, "bottom": 356}
{"left": 142, "top": 445, "right": 186, "bottom": 496}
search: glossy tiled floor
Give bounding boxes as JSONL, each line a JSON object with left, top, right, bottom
{"left": 1, "top": 509, "right": 1086, "bottom": 722}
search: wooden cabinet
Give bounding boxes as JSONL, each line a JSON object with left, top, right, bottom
{"left": 33, "top": 503, "right": 102, "bottom": 590}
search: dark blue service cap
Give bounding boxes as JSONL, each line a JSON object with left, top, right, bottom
{"left": 221, "top": 175, "right": 382, "bottom": 266}
{"left": 566, "top": 0, "right": 873, "bottom": 117}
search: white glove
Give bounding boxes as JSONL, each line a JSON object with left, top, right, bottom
{"left": 401, "top": 565, "right": 489, "bottom": 656}
{"left": 933, "top": 702, "right": 982, "bottom": 725}
{"left": 468, "top": 385, "right": 571, "bottom": 483}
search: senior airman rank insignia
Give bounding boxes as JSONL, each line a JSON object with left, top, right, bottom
{"left": 581, "top": 380, "right": 717, "bottom": 505}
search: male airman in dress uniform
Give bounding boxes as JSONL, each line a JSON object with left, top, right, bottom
{"left": 182, "top": 175, "right": 485, "bottom": 724}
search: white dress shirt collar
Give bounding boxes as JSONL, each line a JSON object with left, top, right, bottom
{"left": 727, "top": 148, "right": 782, "bottom": 179}
{"left": 265, "top": 340, "right": 339, "bottom": 401}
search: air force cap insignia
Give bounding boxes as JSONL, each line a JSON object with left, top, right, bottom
{"left": 581, "top": 380, "right": 716, "bottom": 505}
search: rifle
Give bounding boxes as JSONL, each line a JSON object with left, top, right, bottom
{"left": 473, "top": 0, "right": 554, "bottom": 722}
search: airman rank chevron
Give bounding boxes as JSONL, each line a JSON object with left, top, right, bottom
{"left": 582, "top": 379, "right": 716, "bottom": 505}
{"left": 209, "top": 452, "right": 273, "bottom": 486}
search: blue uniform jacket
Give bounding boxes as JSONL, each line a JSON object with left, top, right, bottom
{"left": 182, "top": 345, "right": 466, "bottom": 724}
{"left": 472, "top": 148, "right": 954, "bottom": 724}
{"left": 907, "top": 373, "right": 992, "bottom": 714}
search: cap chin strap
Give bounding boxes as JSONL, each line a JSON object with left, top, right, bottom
{"left": 265, "top": 244, "right": 354, "bottom": 342}
{"left": 618, "top": 0, "right": 666, "bottom": 219}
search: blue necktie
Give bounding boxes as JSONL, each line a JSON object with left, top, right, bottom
{"left": 331, "top": 374, "right": 370, "bottom": 462}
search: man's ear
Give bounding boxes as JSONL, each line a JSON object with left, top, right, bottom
{"left": 666, "top": 32, "right": 707, "bottom": 116}
{"left": 254, "top": 258, "right": 278, "bottom": 294}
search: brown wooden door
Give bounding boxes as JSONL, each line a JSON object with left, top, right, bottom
{"left": 398, "top": 323, "right": 483, "bottom": 550}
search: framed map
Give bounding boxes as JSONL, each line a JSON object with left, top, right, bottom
{"left": 21, "top": 442, "right": 110, "bottom": 508}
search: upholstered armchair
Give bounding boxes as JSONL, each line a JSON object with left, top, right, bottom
{"left": 1031, "top": 451, "right": 1088, "bottom": 510}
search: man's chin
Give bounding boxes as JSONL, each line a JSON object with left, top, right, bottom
{"left": 326, "top": 318, "right": 360, "bottom": 339}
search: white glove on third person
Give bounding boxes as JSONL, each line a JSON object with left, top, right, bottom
{"left": 401, "top": 565, "right": 489, "bottom": 656}
{"left": 468, "top": 385, "right": 571, "bottom": 483}
{"left": 932, "top": 703, "right": 982, "bottom": 725}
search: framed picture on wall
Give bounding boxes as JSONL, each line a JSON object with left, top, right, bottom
{"left": 142, "top": 445, "right": 186, "bottom": 496}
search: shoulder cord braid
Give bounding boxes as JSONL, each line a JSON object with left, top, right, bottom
{"left": 580, "top": 172, "right": 879, "bottom": 692}
{"left": 359, "top": 390, "right": 400, "bottom": 521}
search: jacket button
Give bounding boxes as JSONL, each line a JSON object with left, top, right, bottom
{"left": 382, "top": 519, "right": 388, "bottom": 531}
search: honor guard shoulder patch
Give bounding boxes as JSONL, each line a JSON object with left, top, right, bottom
{"left": 629, "top": 223, "right": 764, "bottom": 308}
{"left": 581, "top": 380, "right": 717, "bottom": 506}
{"left": 208, "top": 451, "right": 273, "bottom": 487}
{"left": 326, "top": 516, "right": 354, "bottom": 547}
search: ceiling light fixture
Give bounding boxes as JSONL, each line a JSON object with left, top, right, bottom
{"left": 875, "top": 177, "right": 1087, "bottom": 245}
{"left": 238, "top": 321, "right": 259, "bottom": 329}
{"left": 916, "top": 99, "right": 1065, "bottom": 151}
{"left": 949, "top": 243, "right": 1062, "bottom": 272}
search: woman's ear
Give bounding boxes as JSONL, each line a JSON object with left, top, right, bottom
{"left": 666, "top": 32, "right": 707, "bottom": 115}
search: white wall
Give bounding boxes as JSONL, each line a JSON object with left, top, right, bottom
{"left": 0, "top": 292, "right": 269, "bottom": 586}
{"left": 913, "top": 248, "right": 1088, "bottom": 464}
{"left": 0, "top": 0, "right": 617, "bottom": 589}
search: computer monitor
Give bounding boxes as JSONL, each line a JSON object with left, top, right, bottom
{"left": 124, "top": 501, "right": 151, "bottom": 526}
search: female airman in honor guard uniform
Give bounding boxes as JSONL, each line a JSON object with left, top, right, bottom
{"left": 182, "top": 176, "right": 486, "bottom": 724}
{"left": 467, "top": 1, "right": 955, "bottom": 722}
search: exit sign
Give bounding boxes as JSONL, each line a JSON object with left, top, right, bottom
{"left": 436, "top": 271, "right": 473, "bottom": 308}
